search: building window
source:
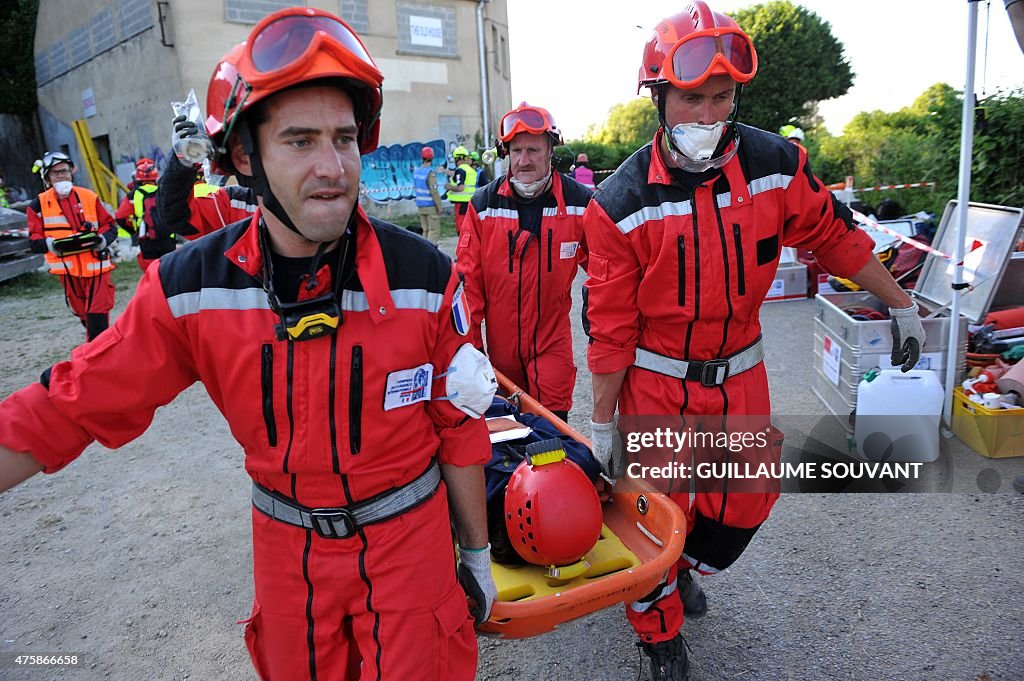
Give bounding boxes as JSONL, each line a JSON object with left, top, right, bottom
{"left": 338, "top": 0, "right": 369, "bottom": 32}
{"left": 68, "top": 26, "right": 92, "bottom": 68}
{"left": 117, "top": 0, "right": 154, "bottom": 41}
{"left": 492, "top": 25, "right": 499, "bottom": 72}
{"left": 91, "top": 9, "right": 116, "bottom": 54}
{"left": 225, "top": 0, "right": 292, "bottom": 25}
{"left": 49, "top": 42, "right": 69, "bottom": 78}
{"left": 35, "top": 53, "right": 51, "bottom": 85}
{"left": 397, "top": 3, "right": 456, "bottom": 58}
{"left": 500, "top": 34, "right": 508, "bottom": 78}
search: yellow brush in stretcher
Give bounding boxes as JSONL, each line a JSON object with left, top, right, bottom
{"left": 829, "top": 244, "right": 898, "bottom": 292}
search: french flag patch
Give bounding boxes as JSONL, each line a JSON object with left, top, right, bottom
{"left": 451, "top": 282, "right": 471, "bottom": 336}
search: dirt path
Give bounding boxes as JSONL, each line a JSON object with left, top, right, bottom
{"left": 2, "top": 243, "right": 1022, "bottom": 681}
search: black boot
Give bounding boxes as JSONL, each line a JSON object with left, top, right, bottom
{"left": 639, "top": 634, "right": 690, "bottom": 681}
{"left": 85, "top": 313, "right": 109, "bottom": 341}
{"left": 679, "top": 569, "right": 707, "bottom": 618}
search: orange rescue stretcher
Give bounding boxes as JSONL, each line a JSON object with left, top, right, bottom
{"left": 479, "top": 371, "right": 686, "bottom": 639}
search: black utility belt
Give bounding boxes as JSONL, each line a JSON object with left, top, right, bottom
{"left": 251, "top": 460, "right": 441, "bottom": 539}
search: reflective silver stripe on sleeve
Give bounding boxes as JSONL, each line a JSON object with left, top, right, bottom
{"left": 616, "top": 200, "right": 693, "bottom": 235}
{"left": 166, "top": 287, "right": 272, "bottom": 318}
{"left": 748, "top": 173, "right": 793, "bottom": 197}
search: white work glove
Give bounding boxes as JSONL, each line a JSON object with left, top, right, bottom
{"left": 44, "top": 237, "right": 59, "bottom": 255}
{"left": 457, "top": 544, "right": 497, "bottom": 624}
{"left": 889, "top": 302, "right": 926, "bottom": 372}
{"left": 591, "top": 418, "right": 625, "bottom": 482}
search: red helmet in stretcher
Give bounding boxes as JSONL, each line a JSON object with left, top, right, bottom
{"left": 134, "top": 157, "right": 158, "bottom": 183}
{"left": 638, "top": 1, "right": 758, "bottom": 93}
{"left": 496, "top": 102, "right": 563, "bottom": 156}
{"left": 205, "top": 7, "right": 384, "bottom": 174}
{"left": 504, "top": 439, "right": 603, "bottom": 577}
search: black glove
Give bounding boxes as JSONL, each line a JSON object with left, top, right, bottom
{"left": 171, "top": 114, "right": 204, "bottom": 167}
{"left": 173, "top": 114, "right": 200, "bottom": 141}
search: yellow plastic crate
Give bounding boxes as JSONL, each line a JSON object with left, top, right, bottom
{"left": 952, "top": 388, "right": 1024, "bottom": 458}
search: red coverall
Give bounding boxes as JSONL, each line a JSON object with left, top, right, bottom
{"left": 0, "top": 209, "right": 490, "bottom": 680}
{"left": 583, "top": 126, "right": 875, "bottom": 643}
{"left": 27, "top": 187, "right": 117, "bottom": 331}
{"left": 456, "top": 172, "right": 591, "bottom": 414}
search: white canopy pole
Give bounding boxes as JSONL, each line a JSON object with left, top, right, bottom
{"left": 944, "top": 0, "right": 980, "bottom": 424}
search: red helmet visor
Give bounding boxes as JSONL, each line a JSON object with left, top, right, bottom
{"left": 248, "top": 13, "right": 374, "bottom": 78}
{"left": 665, "top": 27, "right": 756, "bottom": 88}
{"left": 499, "top": 108, "right": 551, "bottom": 142}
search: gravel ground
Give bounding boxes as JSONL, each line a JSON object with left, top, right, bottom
{"left": 1, "top": 237, "right": 1022, "bottom": 681}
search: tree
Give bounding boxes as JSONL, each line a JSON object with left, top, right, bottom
{"left": 584, "top": 98, "right": 659, "bottom": 150}
{"left": 813, "top": 83, "right": 1024, "bottom": 216}
{"left": 0, "top": 0, "right": 40, "bottom": 114}
{"left": 730, "top": 1, "right": 853, "bottom": 132}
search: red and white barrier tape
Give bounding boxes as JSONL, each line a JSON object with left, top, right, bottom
{"left": 855, "top": 182, "right": 935, "bottom": 193}
{"left": 850, "top": 208, "right": 952, "bottom": 260}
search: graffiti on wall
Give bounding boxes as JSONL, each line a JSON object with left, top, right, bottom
{"left": 361, "top": 139, "right": 449, "bottom": 203}
{"left": 118, "top": 145, "right": 168, "bottom": 169}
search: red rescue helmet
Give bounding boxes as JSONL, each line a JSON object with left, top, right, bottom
{"left": 421, "top": 146, "right": 434, "bottom": 161}
{"left": 206, "top": 7, "right": 384, "bottom": 174}
{"left": 576, "top": 152, "right": 589, "bottom": 164}
{"left": 504, "top": 440, "right": 603, "bottom": 576}
{"left": 134, "top": 157, "right": 158, "bottom": 183}
{"left": 638, "top": 1, "right": 757, "bottom": 93}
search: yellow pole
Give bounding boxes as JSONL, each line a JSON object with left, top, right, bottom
{"left": 72, "top": 119, "right": 128, "bottom": 206}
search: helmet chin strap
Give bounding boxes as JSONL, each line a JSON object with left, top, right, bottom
{"left": 656, "top": 83, "right": 745, "bottom": 163}
{"left": 237, "top": 118, "right": 308, "bottom": 240}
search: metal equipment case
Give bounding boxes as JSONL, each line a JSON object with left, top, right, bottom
{"left": 764, "top": 248, "right": 808, "bottom": 303}
{"left": 812, "top": 202, "right": 1024, "bottom": 419}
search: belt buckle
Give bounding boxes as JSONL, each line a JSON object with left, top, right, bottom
{"left": 309, "top": 507, "right": 357, "bottom": 539}
{"left": 700, "top": 359, "right": 730, "bottom": 387}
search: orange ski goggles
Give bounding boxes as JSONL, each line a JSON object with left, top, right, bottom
{"left": 498, "top": 105, "right": 558, "bottom": 142}
{"left": 240, "top": 8, "right": 378, "bottom": 87}
{"left": 660, "top": 27, "right": 757, "bottom": 88}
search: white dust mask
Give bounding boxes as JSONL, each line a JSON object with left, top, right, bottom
{"left": 433, "top": 344, "right": 498, "bottom": 418}
{"left": 509, "top": 171, "right": 552, "bottom": 199}
{"left": 53, "top": 181, "right": 74, "bottom": 198}
{"left": 669, "top": 122, "right": 727, "bottom": 162}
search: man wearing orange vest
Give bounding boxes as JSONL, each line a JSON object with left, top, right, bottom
{"left": 27, "top": 152, "right": 118, "bottom": 341}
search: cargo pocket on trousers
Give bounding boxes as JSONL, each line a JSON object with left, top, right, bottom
{"left": 239, "top": 601, "right": 271, "bottom": 680}
{"left": 432, "top": 587, "right": 476, "bottom": 680}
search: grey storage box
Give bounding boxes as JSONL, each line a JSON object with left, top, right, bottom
{"left": 812, "top": 201, "right": 1024, "bottom": 419}
{"left": 764, "top": 248, "right": 808, "bottom": 303}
